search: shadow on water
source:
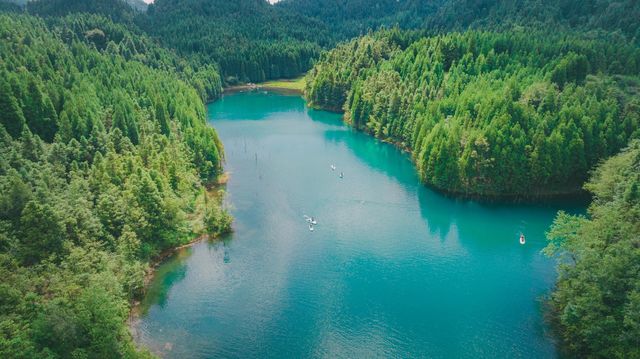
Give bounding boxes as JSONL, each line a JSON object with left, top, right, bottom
{"left": 139, "top": 237, "right": 235, "bottom": 315}
{"left": 210, "top": 236, "right": 234, "bottom": 264}
{"left": 417, "top": 186, "right": 587, "bottom": 249}
{"left": 139, "top": 253, "right": 190, "bottom": 315}
{"left": 305, "top": 107, "right": 347, "bottom": 127}
{"left": 322, "top": 127, "right": 417, "bottom": 185}
{"left": 315, "top": 103, "right": 588, "bottom": 250}
{"left": 136, "top": 91, "right": 591, "bottom": 358}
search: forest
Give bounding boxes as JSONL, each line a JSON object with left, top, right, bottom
{"left": 0, "top": 13, "right": 230, "bottom": 357}
{"left": 137, "top": 0, "right": 325, "bottom": 84}
{"left": 300, "top": 3, "right": 640, "bottom": 355}
{"left": 9, "top": 0, "right": 640, "bottom": 84}
{"left": 139, "top": 0, "right": 640, "bottom": 83}
{"left": 0, "top": 0, "right": 639, "bottom": 358}
{"left": 305, "top": 29, "right": 640, "bottom": 197}
{"left": 545, "top": 140, "right": 640, "bottom": 358}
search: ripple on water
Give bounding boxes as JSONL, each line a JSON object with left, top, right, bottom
{"left": 134, "top": 92, "right": 584, "bottom": 358}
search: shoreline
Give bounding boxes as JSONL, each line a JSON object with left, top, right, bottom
{"left": 129, "top": 90, "right": 576, "bottom": 355}
{"left": 217, "top": 88, "right": 589, "bottom": 204}
{"left": 314, "top": 107, "right": 591, "bottom": 204}
{"left": 128, "top": 173, "right": 233, "bottom": 350}
{"left": 224, "top": 84, "right": 303, "bottom": 95}
{"left": 127, "top": 233, "right": 211, "bottom": 354}
{"left": 129, "top": 232, "right": 208, "bottom": 306}
{"left": 128, "top": 232, "right": 231, "bottom": 354}
{"left": 223, "top": 77, "right": 305, "bottom": 96}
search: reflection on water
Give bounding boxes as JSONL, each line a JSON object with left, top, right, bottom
{"left": 139, "top": 249, "right": 191, "bottom": 314}
{"left": 134, "top": 91, "right": 585, "bottom": 358}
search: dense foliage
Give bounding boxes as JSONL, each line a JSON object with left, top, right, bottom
{"left": 1, "top": 1, "right": 639, "bottom": 357}
{"left": 27, "top": 0, "right": 138, "bottom": 23}
{"left": 138, "top": 0, "right": 325, "bottom": 84}
{"left": 277, "top": 0, "right": 438, "bottom": 39}
{"left": 0, "top": 14, "right": 230, "bottom": 357}
{"left": 136, "top": 0, "right": 441, "bottom": 83}
{"left": 306, "top": 30, "right": 640, "bottom": 198}
{"left": 48, "top": 13, "right": 223, "bottom": 101}
{"left": 0, "top": 0, "right": 27, "bottom": 6}
{"left": 138, "top": 0, "right": 640, "bottom": 84}
{"left": 427, "top": 0, "right": 640, "bottom": 44}
{"left": 23, "top": 0, "right": 639, "bottom": 86}
{"left": 545, "top": 140, "right": 640, "bottom": 358}
{"left": 0, "top": 1, "right": 20, "bottom": 12}
{"left": 14, "top": 1, "right": 224, "bottom": 101}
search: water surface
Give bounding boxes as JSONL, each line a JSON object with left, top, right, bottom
{"left": 134, "top": 91, "right": 583, "bottom": 358}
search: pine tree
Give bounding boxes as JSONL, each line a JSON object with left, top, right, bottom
{"left": 0, "top": 77, "right": 27, "bottom": 138}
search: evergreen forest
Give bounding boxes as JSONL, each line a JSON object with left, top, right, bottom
{"left": 0, "top": 0, "right": 638, "bottom": 357}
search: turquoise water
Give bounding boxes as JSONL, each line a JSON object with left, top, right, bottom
{"left": 134, "top": 91, "right": 584, "bottom": 358}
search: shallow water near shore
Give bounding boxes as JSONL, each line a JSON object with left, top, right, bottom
{"left": 133, "top": 91, "right": 584, "bottom": 358}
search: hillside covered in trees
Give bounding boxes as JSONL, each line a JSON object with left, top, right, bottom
{"left": 27, "top": 0, "right": 138, "bottom": 23}
{"left": 544, "top": 140, "right": 640, "bottom": 358}
{"left": 137, "top": 0, "right": 325, "bottom": 84}
{"left": 305, "top": 30, "right": 640, "bottom": 198}
{"left": 0, "top": 13, "right": 230, "bottom": 357}
{"left": 426, "top": 0, "right": 640, "bottom": 42}
{"left": 0, "top": 0, "right": 639, "bottom": 358}
{"left": 140, "top": 0, "right": 640, "bottom": 83}
{"left": 300, "top": 2, "right": 640, "bottom": 356}
{"left": 15, "top": 0, "right": 640, "bottom": 85}
{"left": 136, "top": 0, "right": 440, "bottom": 83}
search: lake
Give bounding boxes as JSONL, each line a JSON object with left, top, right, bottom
{"left": 133, "top": 91, "right": 583, "bottom": 358}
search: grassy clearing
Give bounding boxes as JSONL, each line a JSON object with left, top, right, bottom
{"left": 261, "top": 76, "right": 306, "bottom": 91}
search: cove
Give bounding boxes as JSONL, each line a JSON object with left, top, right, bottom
{"left": 133, "top": 91, "right": 584, "bottom": 358}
